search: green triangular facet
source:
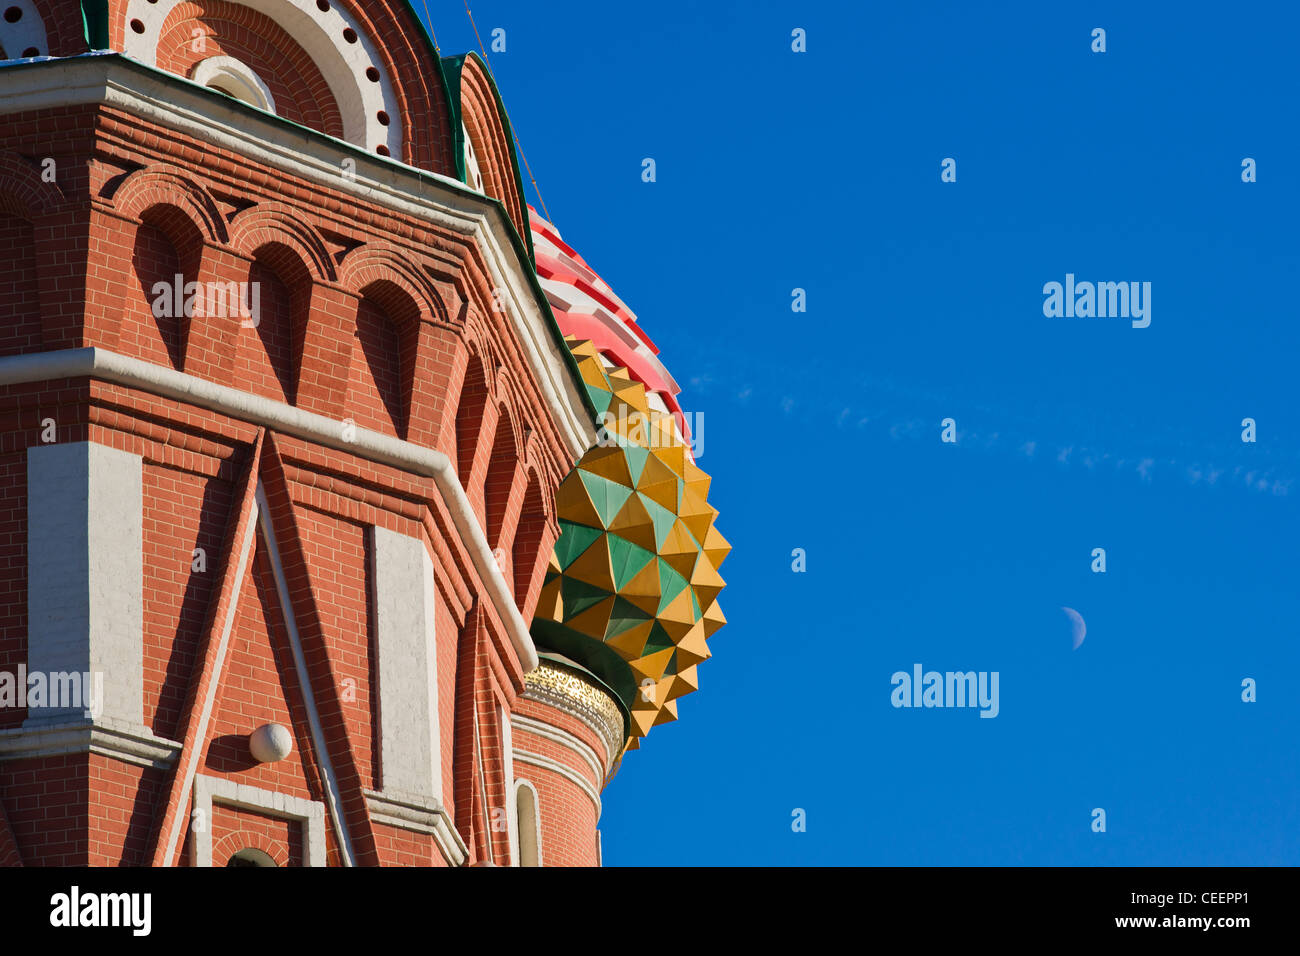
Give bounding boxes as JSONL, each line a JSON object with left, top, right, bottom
{"left": 605, "top": 596, "right": 652, "bottom": 642}
{"left": 586, "top": 386, "right": 612, "bottom": 417}
{"left": 578, "top": 471, "right": 633, "bottom": 527}
{"left": 560, "top": 577, "right": 610, "bottom": 620}
{"left": 639, "top": 494, "right": 679, "bottom": 551}
{"left": 622, "top": 444, "right": 650, "bottom": 484}
{"left": 553, "top": 521, "right": 604, "bottom": 570}
{"left": 644, "top": 622, "right": 675, "bottom": 656}
{"left": 608, "top": 535, "right": 655, "bottom": 591}
{"left": 657, "top": 560, "right": 690, "bottom": 614}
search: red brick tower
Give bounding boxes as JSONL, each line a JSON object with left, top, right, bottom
{"left": 0, "top": 0, "right": 621, "bottom": 866}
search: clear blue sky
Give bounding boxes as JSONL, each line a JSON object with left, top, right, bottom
{"left": 424, "top": 1, "right": 1300, "bottom": 865}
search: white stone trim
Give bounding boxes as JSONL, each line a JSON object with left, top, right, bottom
{"left": 369, "top": 525, "right": 442, "bottom": 803}
{"left": 191, "top": 773, "right": 326, "bottom": 867}
{"left": 122, "top": 0, "right": 401, "bottom": 155}
{"left": 0, "top": 1, "right": 47, "bottom": 60}
{"left": 511, "top": 748, "right": 601, "bottom": 818}
{"left": 0, "top": 346, "right": 540, "bottom": 673}
{"left": 500, "top": 700, "right": 515, "bottom": 861}
{"left": 362, "top": 789, "right": 467, "bottom": 867}
{"left": 255, "top": 482, "right": 355, "bottom": 866}
{"left": 190, "top": 55, "right": 275, "bottom": 113}
{"left": 0, "top": 719, "right": 181, "bottom": 768}
{"left": 511, "top": 778, "right": 542, "bottom": 867}
{"left": 511, "top": 713, "right": 607, "bottom": 783}
{"left": 25, "top": 442, "right": 144, "bottom": 730}
{"left": 0, "top": 55, "right": 596, "bottom": 463}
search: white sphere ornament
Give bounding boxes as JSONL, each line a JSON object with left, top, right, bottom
{"left": 249, "top": 723, "right": 293, "bottom": 763}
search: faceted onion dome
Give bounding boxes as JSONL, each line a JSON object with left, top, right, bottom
{"left": 529, "top": 213, "right": 730, "bottom": 752}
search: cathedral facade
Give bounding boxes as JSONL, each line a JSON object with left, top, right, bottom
{"left": 0, "top": 0, "right": 725, "bottom": 866}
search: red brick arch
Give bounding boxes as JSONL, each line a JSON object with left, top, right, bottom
{"left": 227, "top": 204, "right": 334, "bottom": 282}
{"left": 338, "top": 244, "right": 444, "bottom": 324}
{"left": 210, "top": 829, "right": 291, "bottom": 868}
{"left": 511, "top": 466, "right": 553, "bottom": 615}
{"left": 491, "top": 367, "right": 533, "bottom": 452}
{"left": 453, "top": 342, "right": 492, "bottom": 487}
{"left": 107, "top": 167, "right": 228, "bottom": 371}
{"left": 492, "top": 399, "right": 524, "bottom": 464}
{"left": 29, "top": 0, "right": 88, "bottom": 56}
{"left": 111, "top": 166, "right": 228, "bottom": 245}
{"left": 330, "top": 0, "right": 453, "bottom": 171}
{"left": 457, "top": 55, "right": 527, "bottom": 239}
{"left": 0, "top": 149, "right": 66, "bottom": 221}
{"left": 154, "top": 1, "right": 344, "bottom": 138}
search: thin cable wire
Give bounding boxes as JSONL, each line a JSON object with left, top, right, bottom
{"left": 419, "top": 0, "right": 440, "bottom": 51}
{"left": 463, "top": 0, "right": 554, "bottom": 225}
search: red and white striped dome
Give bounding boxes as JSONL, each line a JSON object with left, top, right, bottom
{"left": 529, "top": 206, "right": 694, "bottom": 454}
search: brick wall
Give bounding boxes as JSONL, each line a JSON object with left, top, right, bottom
{"left": 0, "top": 21, "right": 605, "bottom": 868}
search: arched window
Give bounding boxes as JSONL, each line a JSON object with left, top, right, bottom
{"left": 226, "top": 848, "right": 277, "bottom": 867}
{"left": 483, "top": 412, "right": 516, "bottom": 548}
{"left": 513, "top": 473, "right": 546, "bottom": 611}
{"left": 513, "top": 780, "right": 541, "bottom": 867}
{"left": 192, "top": 56, "right": 277, "bottom": 113}
{"left": 454, "top": 353, "right": 488, "bottom": 487}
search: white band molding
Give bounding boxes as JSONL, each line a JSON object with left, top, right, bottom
{"left": 0, "top": 346, "right": 539, "bottom": 672}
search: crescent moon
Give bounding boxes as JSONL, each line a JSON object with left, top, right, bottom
{"left": 1062, "top": 607, "right": 1086, "bottom": 650}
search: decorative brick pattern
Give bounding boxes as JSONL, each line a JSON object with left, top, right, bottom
{"left": 0, "top": 5, "right": 623, "bottom": 869}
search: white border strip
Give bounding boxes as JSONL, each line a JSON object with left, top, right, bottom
{"left": 511, "top": 713, "right": 606, "bottom": 783}
{"left": 511, "top": 749, "right": 601, "bottom": 818}
{"left": 362, "top": 789, "right": 467, "bottom": 867}
{"left": 192, "top": 773, "right": 326, "bottom": 866}
{"left": 0, "top": 346, "right": 538, "bottom": 672}
{"left": 0, "top": 720, "right": 180, "bottom": 768}
{"left": 255, "top": 482, "right": 355, "bottom": 866}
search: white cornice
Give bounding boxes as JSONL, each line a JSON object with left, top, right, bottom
{"left": 0, "top": 54, "right": 596, "bottom": 463}
{"left": 363, "top": 789, "right": 468, "bottom": 867}
{"left": 0, "top": 718, "right": 181, "bottom": 769}
{"left": 0, "top": 346, "right": 539, "bottom": 673}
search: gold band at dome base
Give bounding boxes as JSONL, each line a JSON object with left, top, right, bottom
{"left": 523, "top": 661, "right": 626, "bottom": 769}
